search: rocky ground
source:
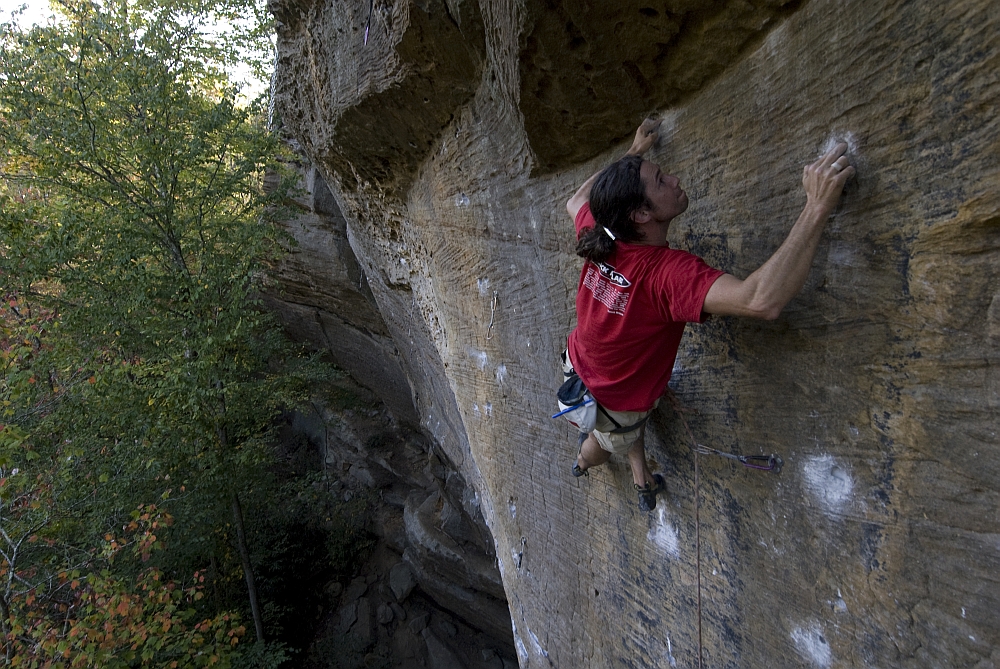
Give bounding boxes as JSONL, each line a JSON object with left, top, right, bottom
{"left": 291, "top": 388, "right": 517, "bottom": 669}
{"left": 311, "top": 547, "right": 516, "bottom": 669}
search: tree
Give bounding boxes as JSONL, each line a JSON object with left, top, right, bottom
{"left": 0, "top": 0, "right": 326, "bottom": 654}
{"left": 3, "top": 505, "right": 246, "bottom": 668}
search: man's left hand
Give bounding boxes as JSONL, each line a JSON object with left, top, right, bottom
{"left": 627, "top": 117, "right": 661, "bottom": 156}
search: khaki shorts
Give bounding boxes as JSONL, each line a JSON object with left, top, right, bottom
{"left": 561, "top": 351, "right": 657, "bottom": 455}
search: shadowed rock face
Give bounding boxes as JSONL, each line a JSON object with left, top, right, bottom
{"left": 271, "top": 0, "right": 487, "bottom": 194}
{"left": 270, "top": 0, "right": 1000, "bottom": 666}
{"left": 518, "top": 0, "right": 803, "bottom": 172}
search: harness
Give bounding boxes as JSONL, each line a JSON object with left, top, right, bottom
{"left": 554, "top": 351, "right": 648, "bottom": 435}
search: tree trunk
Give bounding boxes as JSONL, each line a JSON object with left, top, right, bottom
{"left": 214, "top": 383, "right": 265, "bottom": 644}
{"left": 231, "top": 492, "right": 265, "bottom": 643}
{"left": 0, "top": 590, "right": 12, "bottom": 664}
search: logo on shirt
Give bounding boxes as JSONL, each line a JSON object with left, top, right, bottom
{"left": 584, "top": 262, "right": 631, "bottom": 316}
{"left": 596, "top": 262, "right": 631, "bottom": 288}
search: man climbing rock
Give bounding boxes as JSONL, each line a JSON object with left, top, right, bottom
{"left": 564, "top": 118, "right": 855, "bottom": 512}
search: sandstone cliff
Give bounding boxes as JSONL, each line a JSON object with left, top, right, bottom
{"left": 268, "top": 0, "right": 1000, "bottom": 666}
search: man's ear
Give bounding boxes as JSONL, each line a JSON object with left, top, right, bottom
{"left": 631, "top": 208, "right": 651, "bottom": 225}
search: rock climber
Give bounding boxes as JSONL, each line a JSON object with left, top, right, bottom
{"left": 563, "top": 117, "right": 855, "bottom": 512}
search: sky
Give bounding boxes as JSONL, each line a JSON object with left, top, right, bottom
{"left": 0, "top": 0, "right": 270, "bottom": 100}
{"left": 1, "top": 0, "right": 52, "bottom": 26}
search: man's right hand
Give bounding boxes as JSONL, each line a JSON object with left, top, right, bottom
{"left": 803, "top": 142, "right": 855, "bottom": 211}
{"left": 703, "top": 140, "right": 857, "bottom": 320}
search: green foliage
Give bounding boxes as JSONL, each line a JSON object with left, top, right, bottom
{"left": 0, "top": 0, "right": 310, "bottom": 509}
{"left": 0, "top": 0, "right": 341, "bottom": 663}
{"left": 5, "top": 506, "right": 246, "bottom": 668}
{"left": 231, "top": 640, "right": 290, "bottom": 669}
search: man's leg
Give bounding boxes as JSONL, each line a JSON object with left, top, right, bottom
{"left": 626, "top": 428, "right": 656, "bottom": 488}
{"left": 575, "top": 433, "right": 611, "bottom": 473}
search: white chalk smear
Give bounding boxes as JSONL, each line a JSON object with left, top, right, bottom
{"left": 485, "top": 402, "right": 493, "bottom": 417}
{"left": 477, "top": 277, "right": 490, "bottom": 295}
{"left": 647, "top": 507, "right": 680, "bottom": 558}
{"left": 803, "top": 454, "right": 853, "bottom": 515}
{"left": 833, "top": 588, "right": 848, "bottom": 613}
{"left": 465, "top": 347, "right": 488, "bottom": 370}
{"left": 828, "top": 241, "right": 856, "bottom": 268}
{"left": 528, "top": 628, "right": 550, "bottom": 658}
{"left": 512, "top": 624, "right": 528, "bottom": 668}
{"left": 472, "top": 404, "right": 481, "bottom": 419}
{"left": 791, "top": 623, "right": 833, "bottom": 668}
{"left": 455, "top": 193, "right": 470, "bottom": 207}
{"left": 821, "top": 130, "right": 860, "bottom": 157}
{"left": 495, "top": 364, "right": 508, "bottom": 386}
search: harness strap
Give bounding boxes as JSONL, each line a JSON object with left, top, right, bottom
{"left": 561, "top": 350, "right": 575, "bottom": 378}
{"left": 598, "top": 405, "right": 650, "bottom": 434}
{"left": 563, "top": 350, "right": 650, "bottom": 434}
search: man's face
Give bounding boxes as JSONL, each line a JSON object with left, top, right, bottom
{"left": 637, "top": 160, "right": 688, "bottom": 224}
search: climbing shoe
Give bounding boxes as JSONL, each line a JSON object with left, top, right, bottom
{"left": 636, "top": 474, "right": 666, "bottom": 512}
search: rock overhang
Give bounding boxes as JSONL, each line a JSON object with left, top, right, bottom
{"left": 270, "top": 0, "right": 1000, "bottom": 666}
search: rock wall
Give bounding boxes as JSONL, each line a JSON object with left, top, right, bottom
{"left": 264, "top": 164, "right": 516, "bottom": 659}
{"left": 269, "top": 0, "right": 1000, "bottom": 666}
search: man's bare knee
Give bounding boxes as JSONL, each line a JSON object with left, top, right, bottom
{"left": 580, "top": 433, "right": 611, "bottom": 468}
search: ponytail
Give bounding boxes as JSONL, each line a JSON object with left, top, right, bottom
{"left": 575, "top": 225, "right": 616, "bottom": 263}
{"left": 576, "top": 155, "right": 647, "bottom": 263}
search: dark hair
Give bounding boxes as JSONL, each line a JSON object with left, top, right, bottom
{"left": 576, "top": 154, "right": 647, "bottom": 263}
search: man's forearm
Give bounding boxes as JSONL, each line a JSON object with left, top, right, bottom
{"left": 566, "top": 170, "right": 603, "bottom": 219}
{"left": 738, "top": 202, "right": 834, "bottom": 319}
{"left": 703, "top": 143, "right": 854, "bottom": 320}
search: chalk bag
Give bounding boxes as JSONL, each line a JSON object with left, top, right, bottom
{"left": 553, "top": 372, "right": 596, "bottom": 434}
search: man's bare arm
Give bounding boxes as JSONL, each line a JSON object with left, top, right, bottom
{"left": 703, "top": 142, "right": 856, "bottom": 320}
{"left": 566, "top": 117, "right": 662, "bottom": 221}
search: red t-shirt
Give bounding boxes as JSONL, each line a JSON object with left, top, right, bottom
{"left": 567, "top": 203, "right": 724, "bottom": 412}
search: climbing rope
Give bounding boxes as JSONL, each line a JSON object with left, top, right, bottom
{"left": 667, "top": 391, "right": 704, "bottom": 668}
{"left": 665, "top": 390, "right": 783, "bottom": 668}
{"left": 695, "top": 441, "right": 703, "bottom": 669}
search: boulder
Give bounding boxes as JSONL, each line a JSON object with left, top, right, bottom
{"left": 421, "top": 628, "right": 465, "bottom": 669}
{"left": 408, "top": 612, "right": 430, "bottom": 635}
{"left": 389, "top": 562, "right": 417, "bottom": 602}
{"left": 376, "top": 602, "right": 394, "bottom": 625}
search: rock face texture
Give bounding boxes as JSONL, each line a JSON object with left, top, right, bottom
{"left": 269, "top": 0, "right": 1000, "bottom": 666}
